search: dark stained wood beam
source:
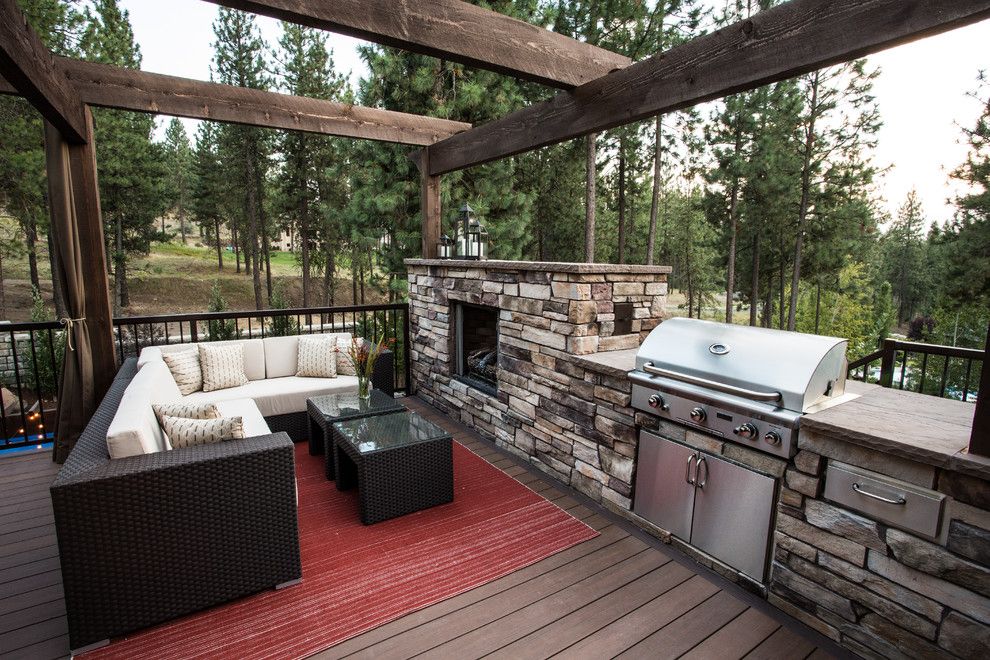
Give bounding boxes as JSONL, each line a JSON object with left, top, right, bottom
{"left": 417, "top": 149, "right": 441, "bottom": 258}
{"left": 426, "top": 0, "right": 990, "bottom": 175}
{"left": 204, "top": 0, "right": 630, "bottom": 89}
{"left": 1, "top": 58, "right": 470, "bottom": 145}
{"left": 0, "top": 0, "right": 87, "bottom": 143}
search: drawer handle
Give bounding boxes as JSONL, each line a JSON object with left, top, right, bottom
{"left": 685, "top": 454, "right": 696, "bottom": 485}
{"left": 853, "top": 482, "right": 906, "bottom": 505}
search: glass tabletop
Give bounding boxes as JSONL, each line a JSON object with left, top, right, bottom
{"left": 333, "top": 411, "right": 451, "bottom": 455}
{"left": 309, "top": 389, "right": 403, "bottom": 421}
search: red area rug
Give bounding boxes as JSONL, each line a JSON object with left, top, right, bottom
{"left": 89, "top": 440, "right": 597, "bottom": 659}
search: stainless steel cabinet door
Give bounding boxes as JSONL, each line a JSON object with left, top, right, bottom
{"left": 633, "top": 431, "right": 696, "bottom": 540}
{"left": 690, "top": 453, "right": 776, "bottom": 581}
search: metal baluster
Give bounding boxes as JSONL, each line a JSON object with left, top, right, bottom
{"left": 27, "top": 330, "right": 45, "bottom": 442}
{"left": 962, "top": 358, "right": 973, "bottom": 402}
{"left": 919, "top": 352, "right": 929, "bottom": 393}
{"left": 132, "top": 323, "right": 139, "bottom": 359}
{"left": 899, "top": 351, "right": 907, "bottom": 389}
{"left": 247, "top": 317, "right": 252, "bottom": 339}
{"left": 116, "top": 324, "right": 125, "bottom": 362}
{"left": 9, "top": 330, "right": 30, "bottom": 448}
{"left": 938, "top": 355, "right": 950, "bottom": 398}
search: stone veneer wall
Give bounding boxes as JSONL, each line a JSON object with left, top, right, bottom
{"left": 405, "top": 259, "right": 668, "bottom": 508}
{"left": 769, "top": 429, "right": 990, "bottom": 659}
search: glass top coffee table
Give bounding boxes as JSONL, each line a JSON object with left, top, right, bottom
{"left": 307, "top": 389, "right": 404, "bottom": 480}
{"left": 331, "top": 411, "right": 453, "bottom": 525}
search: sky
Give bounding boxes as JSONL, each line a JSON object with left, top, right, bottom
{"left": 121, "top": 0, "right": 989, "bottom": 229}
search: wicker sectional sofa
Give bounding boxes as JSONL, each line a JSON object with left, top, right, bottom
{"left": 51, "top": 336, "right": 394, "bottom": 652}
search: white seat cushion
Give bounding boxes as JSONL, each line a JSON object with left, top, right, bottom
{"left": 159, "top": 338, "right": 266, "bottom": 381}
{"left": 214, "top": 398, "right": 271, "bottom": 438}
{"left": 263, "top": 335, "right": 299, "bottom": 379}
{"left": 181, "top": 375, "right": 359, "bottom": 417}
{"left": 106, "top": 360, "right": 182, "bottom": 459}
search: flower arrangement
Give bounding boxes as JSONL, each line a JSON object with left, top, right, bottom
{"left": 340, "top": 332, "right": 394, "bottom": 399}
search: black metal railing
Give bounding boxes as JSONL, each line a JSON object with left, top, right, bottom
{"left": 848, "top": 338, "right": 984, "bottom": 402}
{"left": 0, "top": 303, "right": 411, "bottom": 452}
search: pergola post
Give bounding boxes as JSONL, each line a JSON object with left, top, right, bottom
{"left": 44, "top": 108, "right": 118, "bottom": 462}
{"left": 419, "top": 148, "right": 441, "bottom": 258}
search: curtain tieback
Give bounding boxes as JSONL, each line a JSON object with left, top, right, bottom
{"left": 59, "top": 317, "right": 86, "bottom": 351}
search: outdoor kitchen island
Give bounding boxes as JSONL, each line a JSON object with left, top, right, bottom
{"left": 575, "top": 347, "right": 990, "bottom": 660}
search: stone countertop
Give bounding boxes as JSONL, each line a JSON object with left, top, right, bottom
{"left": 805, "top": 383, "right": 988, "bottom": 481}
{"left": 573, "top": 348, "right": 637, "bottom": 379}
{"left": 573, "top": 349, "right": 987, "bottom": 481}
{"left": 405, "top": 258, "right": 672, "bottom": 274}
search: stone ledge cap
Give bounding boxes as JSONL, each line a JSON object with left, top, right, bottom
{"left": 405, "top": 258, "right": 673, "bottom": 274}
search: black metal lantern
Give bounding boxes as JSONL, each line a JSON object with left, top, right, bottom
{"left": 437, "top": 234, "right": 454, "bottom": 259}
{"left": 455, "top": 203, "right": 488, "bottom": 260}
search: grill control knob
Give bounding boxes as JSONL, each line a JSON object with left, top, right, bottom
{"left": 764, "top": 431, "right": 782, "bottom": 447}
{"left": 648, "top": 394, "right": 669, "bottom": 411}
{"left": 689, "top": 407, "right": 707, "bottom": 423}
{"left": 734, "top": 423, "right": 758, "bottom": 439}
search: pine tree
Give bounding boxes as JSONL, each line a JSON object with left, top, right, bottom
{"left": 163, "top": 118, "right": 194, "bottom": 242}
{"left": 80, "top": 0, "right": 167, "bottom": 312}
{"left": 882, "top": 190, "right": 929, "bottom": 322}
{"left": 276, "top": 22, "right": 346, "bottom": 308}
{"left": 190, "top": 121, "right": 227, "bottom": 270}
{"left": 0, "top": 0, "right": 82, "bottom": 316}
{"left": 213, "top": 7, "right": 271, "bottom": 309}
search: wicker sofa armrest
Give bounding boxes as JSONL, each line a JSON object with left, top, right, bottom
{"left": 372, "top": 348, "right": 395, "bottom": 396}
{"left": 51, "top": 433, "right": 301, "bottom": 650}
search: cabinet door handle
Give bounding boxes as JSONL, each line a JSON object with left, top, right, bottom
{"left": 685, "top": 454, "right": 696, "bottom": 485}
{"left": 853, "top": 482, "right": 906, "bottom": 505}
{"left": 696, "top": 456, "right": 708, "bottom": 489}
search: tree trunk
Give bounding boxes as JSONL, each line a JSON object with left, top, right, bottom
{"left": 351, "top": 249, "right": 358, "bottom": 304}
{"left": 114, "top": 216, "right": 128, "bottom": 310}
{"left": 686, "top": 243, "right": 694, "bottom": 318}
{"left": 259, "top": 181, "right": 273, "bottom": 305}
{"left": 324, "top": 249, "right": 335, "bottom": 306}
{"left": 646, "top": 117, "right": 662, "bottom": 266}
{"left": 214, "top": 217, "right": 224, "bottom": 270}
{"left": 300, "top": 185, "right": 311, "bottom": 308}
{"left": 179, "top": 209, "right": 187, "bottom": 243}
{"left": 778, "top": 247, "right": 786, "bottom": 330}
{"left": 814, "top": 279, "right": 822, "bottom": 334}
{"left": 584, "top": 133, "right": 597, "bottom": 262}
{"left": 233, "top": 224, "right": 241, "bottom": 273}
{"left": 617, "top": 145, "right": 627, "bottom": 264}
{"left": 788, "top": 77, "right": 820, "bottom": 331}
{"left": 24, "top": 215, "right": 40, "bottom": 292}
{"left": 750, "top": 233, "right": 760, "bottom": 326}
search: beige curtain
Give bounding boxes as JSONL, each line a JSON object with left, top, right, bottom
{"left": 44, "top": 109, "right": 114, "bottom": 463}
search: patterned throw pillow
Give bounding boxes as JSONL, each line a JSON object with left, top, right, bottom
{"left": 296, "top": 335, "right": 337, "bottom": 378}
{"left": 334, "top": 333, "right": 357, "bottom": 376}
{"left": 161, "top": 415, "right": 245, "bottom": 449}
{"left": 152, "top": 402, "right": 220, "bottom": 427}
{"left": 162, "top": 348, "right": 203, "bottom": 395}
{"left": 199, "top": 343, "right": 249, "bottom": 392}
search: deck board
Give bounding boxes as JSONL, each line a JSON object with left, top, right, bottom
{"left": 0, "top": 397, "right": 842, "bottom": 660}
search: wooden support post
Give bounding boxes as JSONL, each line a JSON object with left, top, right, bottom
{"left": 878, "top": 338, "right": 896, "bottom": 389}
{"left": 45, "top": 107, "right": 117, "bottom": 462}
{"left": 969, "top": 323, "right": 990, "bottom": 456}
{"left": 419, "top": 148, "right": 441, "bottom": 259}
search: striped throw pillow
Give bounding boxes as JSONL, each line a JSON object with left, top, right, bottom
{"left": 152, "top": 402, "right": 220, "bottom": 427}
{"left": 199, "top": 343, "right": 249, "bottom": 392}
{"left": 162, "top": 348, "right": 203, "bottom": 395}
{"left": 161, "top": 415, "right": 245, "bottom": 449}
{"left": 296, "top": 335, "right": 337, "bottom": 378}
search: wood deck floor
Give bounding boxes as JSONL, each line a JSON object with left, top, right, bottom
{"left": 0, "top": 397, "right": 847, "bottom": 660}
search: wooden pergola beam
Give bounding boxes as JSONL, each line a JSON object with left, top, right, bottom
{"left": 426, "top": 0, "right": 990, "bottom": 175}
{"left": 0, "top": 0, "right": 87, "bottom": 143}
{"left": 204, "top": 0, "right": 630, "bottom": 89}
{"left": 0, "top": 58, "right": 471, "bottom": 145}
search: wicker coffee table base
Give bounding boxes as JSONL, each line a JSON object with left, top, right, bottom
{"left": 332, "top": 426, "right": 453, "bottom": 525}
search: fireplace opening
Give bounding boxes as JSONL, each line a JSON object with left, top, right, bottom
{"left": 455, "top": 302, "right": 498, "bottom": 394}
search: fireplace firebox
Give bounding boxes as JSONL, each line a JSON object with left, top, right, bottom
{"left": 454, "top": 302, "right": 498, "bottom": 394}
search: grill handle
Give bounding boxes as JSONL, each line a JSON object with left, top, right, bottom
{"left": 642, "top": 363, "right": 783, "bottom": 403}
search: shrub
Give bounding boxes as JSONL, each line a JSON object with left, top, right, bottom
{"left": 267, "top": 283, "right": 298, "bottom": 337}
{"left": 206, "top": 281, "right": 239, "bottom": 341}
{"left": 21, "top": 289, "right": 65, "bottom": 399}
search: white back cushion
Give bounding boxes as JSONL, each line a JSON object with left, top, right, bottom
{"left": 106, "top": 360, "right": 182, "bottom": 459}
{"left": 136, "top": 346, "right": 163, "bottom": 369}
{"left": 327, "top": 332, "right": 355, "bottom": 375}
{"left": 159, "top": 338, "right": 266, "bottom": 381}
{"left": 263, "top": 335, "right": 299, "bottom": 379}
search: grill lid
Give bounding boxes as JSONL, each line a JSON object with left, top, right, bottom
{"left": 635, "top": 318, "right": 848, "bottom": 413}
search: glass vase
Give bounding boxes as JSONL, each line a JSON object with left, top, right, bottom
{"left": 357, "top": 373, "right": 371, "bottom": 401}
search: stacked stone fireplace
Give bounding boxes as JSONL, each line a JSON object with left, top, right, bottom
{"left": 406, "top": 258, "right": 669, "bottom": 506}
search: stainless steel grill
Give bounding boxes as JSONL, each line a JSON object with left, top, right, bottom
{"left": 629, "top": 318, "right": 849, "bottom": 458}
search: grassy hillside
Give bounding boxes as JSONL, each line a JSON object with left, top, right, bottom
{"left": 1, "top": 240, "right": 377, "bottom": 322}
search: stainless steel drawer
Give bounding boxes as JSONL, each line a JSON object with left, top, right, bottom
{"left": 824, "top": 462, "right": 946, "bottom": 540}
